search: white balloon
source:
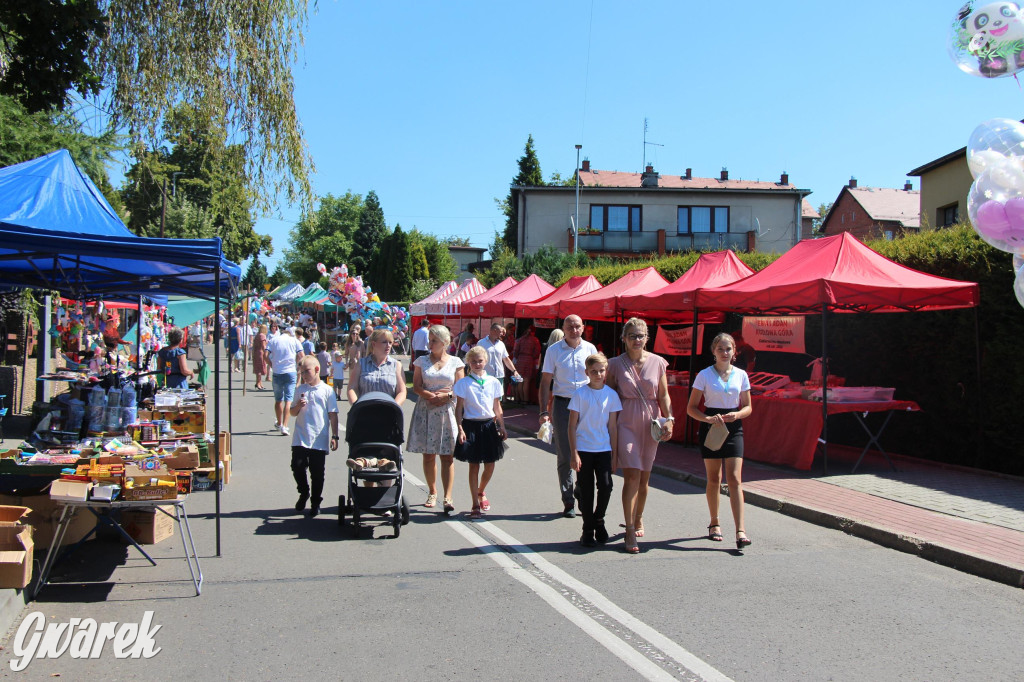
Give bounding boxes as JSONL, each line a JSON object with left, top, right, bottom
{"left": 1015, "top": 263, "right": 1024, "bottom": 310}
{"left": 967, "top": 118, "right": 1024, "bottom": 178}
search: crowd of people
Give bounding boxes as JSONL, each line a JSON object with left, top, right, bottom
{"left": 168, "top": 307, "right": 754, "bottom": 552}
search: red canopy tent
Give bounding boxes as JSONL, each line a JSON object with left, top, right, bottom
{"left": 697, "top": 233, "right": 979, "bottom": 314}
{"left": 694, "top": 232, "right": 980, "bottom": 471}
{"left": 558, "top": 267, "right": 669, "bottom": 322}
{"left": 619, "top": 251, "right": 755, "bottom": 321}
{"left": 515, "top": 275, "right": 602, "bottom": 319}
{"left": 471, "top": 274, "right": 555, "bottom": 318}
{"left": 455, "top": 276, "right": 517, "bottom": 319}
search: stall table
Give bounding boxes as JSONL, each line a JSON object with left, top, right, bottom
{"left": 34, "top": 497, "right": 202, "bottom": 597}
{"left": 744, "top": 396, "right": 920, "bottom": 471}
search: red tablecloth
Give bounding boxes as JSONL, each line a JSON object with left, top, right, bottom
{"left": 744, "top": 397, "right": 920, "bottom": 470}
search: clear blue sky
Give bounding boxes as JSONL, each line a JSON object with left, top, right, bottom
{"left": 251, "top": 0, "right": 1024, "bottom": 274}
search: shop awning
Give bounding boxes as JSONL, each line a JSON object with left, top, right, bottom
{"left": 470, "top": 274, "right": 555, "bottom": 318}
{"left": 0, "top": 150, "right": 239, "bottom": 299}
{"left": 515, "top": 275, "right": 602, "bottom": 319}
{"left": 619, "top": 251, "right": 754, "bottom": 322}
{"left": 558, "top": 267, "right": 670, "bottom": 322}
{"left": 697, "top": 232, "right": 980, "bottom": 314}
{"left": 426, "top": 277, "right": 489, "bottom": 316}
{"left": 410, "top": 280, "right": 458, "bottom": 316}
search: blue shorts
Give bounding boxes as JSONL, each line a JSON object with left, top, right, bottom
{"left": 272, "top": 372, "right": 297, "bottom": 402}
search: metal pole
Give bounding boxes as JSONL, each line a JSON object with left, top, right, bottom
{"left": 135, "top": 295, "right": 143, "bottom": 396}
{"left": 820, "top": 303, "right": 829, "bottom": 474}
{"left": 214, "top": 269, "right": 222, "bottom": 557}
{"left": 574, "top": 145, "right": 582, "bottom": 255}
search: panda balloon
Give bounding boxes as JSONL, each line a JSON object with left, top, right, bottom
{"left": 951, "top": 2, "right": 1024, "bottom": 78}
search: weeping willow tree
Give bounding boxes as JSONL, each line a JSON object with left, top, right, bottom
{"left": 97, "top": 0, "right": 315, "bottom": 213}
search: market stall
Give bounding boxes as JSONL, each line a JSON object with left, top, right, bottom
{"left": 426, "top": 277, "right": 488, "bottom": 317}
{"left": 410, "top": 280, "right": 458, "bottom": 318}
{"left": 557, "top": 267, "right": 669, "bottom": 322}
{"left": 515, "top": 275, "right": 601, "bottom": 321}
{"left": 0, "top": 149, "right": 239, "bottom": 564}
{"left": 695, "top": 232, "right": 980, "bottom": 470}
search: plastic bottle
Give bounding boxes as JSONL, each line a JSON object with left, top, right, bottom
{"left": 87, "top": 385, "right": 107, "bottom": 433}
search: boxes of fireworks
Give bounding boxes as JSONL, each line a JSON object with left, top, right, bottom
{"left": 162, "top": 444, "right": 200, "bottom": 470}
{"left": 120, "top": 465, "right": 177, "bottom": 502}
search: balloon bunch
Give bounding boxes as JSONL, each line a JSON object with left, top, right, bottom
{"left": 316, "top": 262, "right": 410, "bottom": 340}
{"left": 949, "top": 2, "right": 1024, "bottom": 79}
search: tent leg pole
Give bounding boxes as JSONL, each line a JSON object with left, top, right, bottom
{"left": 136, "top": 296, "right": 143, "bottom": 396}
{"left": 686, "top": 308, "right": 699, "bottom": 447}
{"left": 214, "top": 273, "right": 222, "bottom": 557}
{"left": 821, "top": 304, "right": 829, "bottom": 475}
{"left": 974, "top": 307, "right": 982, "bottom": 464}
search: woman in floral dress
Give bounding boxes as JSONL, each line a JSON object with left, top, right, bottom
{"left": 408, "top": 325, "right": 465, "bottom": 515}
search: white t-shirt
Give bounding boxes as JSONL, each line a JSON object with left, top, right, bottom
{"left": 267, "top": 333, "right": 304, "bottom": 374}
{"left": 454, "top": 373, "right": 503, "bottom": 419}
{"left": 691, "top": 366, "right": 750, "bottom": 409}
{"left": 332, "top": 359, "right": 346, "bottom": 379}
{"left": 412, "top": 325, "right": 430, "bottom": 352}
{"left": 478, "top": 337, "right": 510, "bottom": 379}
{"left": 542, "top": 339, "right": 598, "bottom": 398}
{"left": 568, "top": 384, "right": 622, "bottom": 452}
{"left": 291, "top": 381, "right": 338, "bottom": 451}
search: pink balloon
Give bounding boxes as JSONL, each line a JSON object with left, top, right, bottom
{"left": 976, "top": 200, "right": 1012, "bottom": 239}
{"left": 1004, "top": 197, "right": 1024, "bottom": 239}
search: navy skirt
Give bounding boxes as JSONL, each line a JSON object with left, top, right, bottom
{"left": 454, "top": 418, "right": 506, "bottom": 464}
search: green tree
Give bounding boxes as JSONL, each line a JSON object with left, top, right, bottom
{"left": 350, "top": 189, "right": 387, "bottom": 277}
{"left": 0, "top": 0, "right": 105, "bottom": 113}
{"left": 280, "top": 191, "right": 363, "bottom": 284}
{"left": 268, "top": 263, "right": 289, "bottom": 289}
{"left": 242, "top": 254, "right": 268, "bottom": 291}
{"left": 414, "top": 230, "right": 459, "bottom": 285}
{"left": 0, "top": 94, "right": 124, "bottom": 213}
{"left": 498, "top": 134, "right": 544, "bottom": 254}
{"left": 443, "top": 235, "right": 471, "bottom": 247}
{"left": 813, "top": 201, "right": 833, "bottom": 235}
{"left": 386, "top": 225, "right": 412, "bottom": 301}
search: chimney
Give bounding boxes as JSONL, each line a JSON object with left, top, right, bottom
{"left": 904, "top": 180, "right": 913, "bottom": 191}
{"left": 780, "top": 171, "right": 789, "bottom": 185}
{"left": 849, "top": 176, "right": 858, "bottom": 189}
{"left": 641, "top": 164, "right": 659, "bottom": 188}
{"left": 720, "top": 167, "right": 729, "bottom": 181}
{"left": 684, "top": 168, "right": 692, "bottom": 180}
{"left": 581, "top": 159, "right": 590, "bottom": 172}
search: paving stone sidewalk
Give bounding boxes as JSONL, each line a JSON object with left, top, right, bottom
{"left": 502, "top": 403, "right": 1024, "bottom": 588}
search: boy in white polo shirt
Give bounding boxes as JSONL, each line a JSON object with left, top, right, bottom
{"left": 568, "top": 353, "right": 621, "bottom": 548}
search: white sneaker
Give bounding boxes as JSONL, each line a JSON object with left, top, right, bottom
{"left": 280, "top": 426, "right": 289, "bottom": 436}
{"left": 273, "top": 420, "right": 280, "bottom": 430}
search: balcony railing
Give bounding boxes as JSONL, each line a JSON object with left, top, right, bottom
{"left": 576, "top": 230, "right": 748, "bottom": 254}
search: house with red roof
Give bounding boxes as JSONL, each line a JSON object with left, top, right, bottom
{"left": 512, "top": 161, "right": 812, "bottom": 258}
{"left": 819, "top": 178, "right": 920, "bottom": 241}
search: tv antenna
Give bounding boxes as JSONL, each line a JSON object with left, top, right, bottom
{"left": 643, "top": 118, "right": 663, "bottom": 169}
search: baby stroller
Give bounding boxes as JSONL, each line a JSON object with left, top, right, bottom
{"left": 339, "top": 391, "right": 410, "bottom": 537}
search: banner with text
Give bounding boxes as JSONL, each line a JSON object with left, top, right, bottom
{"left": 653, "top": 325, "right": 704, "bottom": 356}
{"left": 742, "top": 316, "right": 805, "bottom": 353}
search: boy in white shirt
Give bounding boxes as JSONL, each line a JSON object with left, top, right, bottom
{"left": 568, "top": 353, "right": 621, "bottom": 548}
{"left": 289, "top": 356, "right": 339, "bottom": 517}
{"left": 331, "top": 350, "right": 346, "bottom": 399}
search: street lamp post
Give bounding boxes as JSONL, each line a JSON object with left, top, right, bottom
{"left": 574, "top": 144, "right": 582, "bottom": 255}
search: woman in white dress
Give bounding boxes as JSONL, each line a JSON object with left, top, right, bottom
{"left": 408, "top": 325, "right": 465, "bottom": 514}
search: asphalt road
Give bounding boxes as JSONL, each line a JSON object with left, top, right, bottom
{"left": 2, "top": 361, "right": 1022, "bottom": 680}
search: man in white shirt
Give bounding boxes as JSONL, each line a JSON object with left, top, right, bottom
{"left": 538, "top": 315, "right": 597, "bottom": 517}
{"left": 411, "top": 318, "right": 431, "bottom": 361}
{"left": 478, "top": 322, "right": 520, "bottom": 383}
{"left": 266, "top": 327, "right": 305, "bottom": 435}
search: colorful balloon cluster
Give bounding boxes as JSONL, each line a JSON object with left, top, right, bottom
{"left": 950, "top": 2, "right": 1024, "bottom": 79}
{"left": 317, "top": 263, "right": 410, "bottom": 340}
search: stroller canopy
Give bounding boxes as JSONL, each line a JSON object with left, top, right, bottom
{"left": 346, "top": 391, "right": 405, "bottom": 446}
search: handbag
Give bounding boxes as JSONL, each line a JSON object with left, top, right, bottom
{"left": 704, "top": 422, "right": 729, "bottom": 451}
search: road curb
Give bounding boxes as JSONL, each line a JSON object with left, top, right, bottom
{"left": 508, "top": 421, "right": 1024, "bottom": 589}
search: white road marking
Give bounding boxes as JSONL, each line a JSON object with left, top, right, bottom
{"left": 403, "top": 471, "right": 732, "bottom": 682}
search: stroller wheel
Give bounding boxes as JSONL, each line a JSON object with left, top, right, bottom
{"left": 338, "top": 495, "right": 346, "bottom": 526}
{"left": 392, "top": 517, "right": 401, "bottom": 538}
{"left": 400, "top": 498, "right": 410, "bottom": 526}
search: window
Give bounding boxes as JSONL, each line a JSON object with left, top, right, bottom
{"left": 939, "top": 203, "right": 959, "bottom": 227}
{"left": 591, "top": 204, "right": 641, "bottom": 232}
{"left": 678, "top": 206, "right": 729, "bottom": 233}
{"left": 884, "top": 230, "right": 894, "bottom": 240}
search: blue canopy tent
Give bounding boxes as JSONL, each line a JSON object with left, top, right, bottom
{"left": 0, "top": 149, "right": 240, "bottom": 554}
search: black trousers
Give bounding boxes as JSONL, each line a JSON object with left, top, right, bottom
{"left": 576, "top": 450, "right": 613, "bottom": 531}
{"left": 291, "top": 446, "right": 327, "bottom": 502}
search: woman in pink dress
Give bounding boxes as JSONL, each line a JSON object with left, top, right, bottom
{"left": 251, "top": 324, "right": 269, "bottom": 390}
{"left": 606, "top": 317, "right": 674, "bottom": 552}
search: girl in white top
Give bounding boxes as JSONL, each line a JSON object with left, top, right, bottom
{"left": 453, "top": 346, "right": 506, "bottom": 518}
{"left": 686, "top": 332, "right": 754, "bottom": 551}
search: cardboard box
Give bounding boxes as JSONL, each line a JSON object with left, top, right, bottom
{"left": 0, "top": 494, "right": 96, "bottom": 549}
{"left": 221, "top": 455, "right": 231, "bottom": 485}
{"left": 50, "top": 479, "right": 92, "bottom": 502}
{"left": 190, "top": 465, "right": 224, "bottom": 492}
{"left": 0, "top": 525, "right": 33, "bottom": 589}
{"left": 217, "top": 431, "right": 231, "bottom": 461}
{"left": 0, "top": 505, "right": 29, "bottom": 525}
{"left": 121, "top": 465, "right": 178, "bottom": 501}
{"left": 163, "top": 444, "right": 199, "bottom": 470}
{"left": 119, "top": 509, "right": 174, "bottom": 545}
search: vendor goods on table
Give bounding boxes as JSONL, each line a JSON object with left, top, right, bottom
{"left": 746, "top": 372, "right": 791, "bottom": 392}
